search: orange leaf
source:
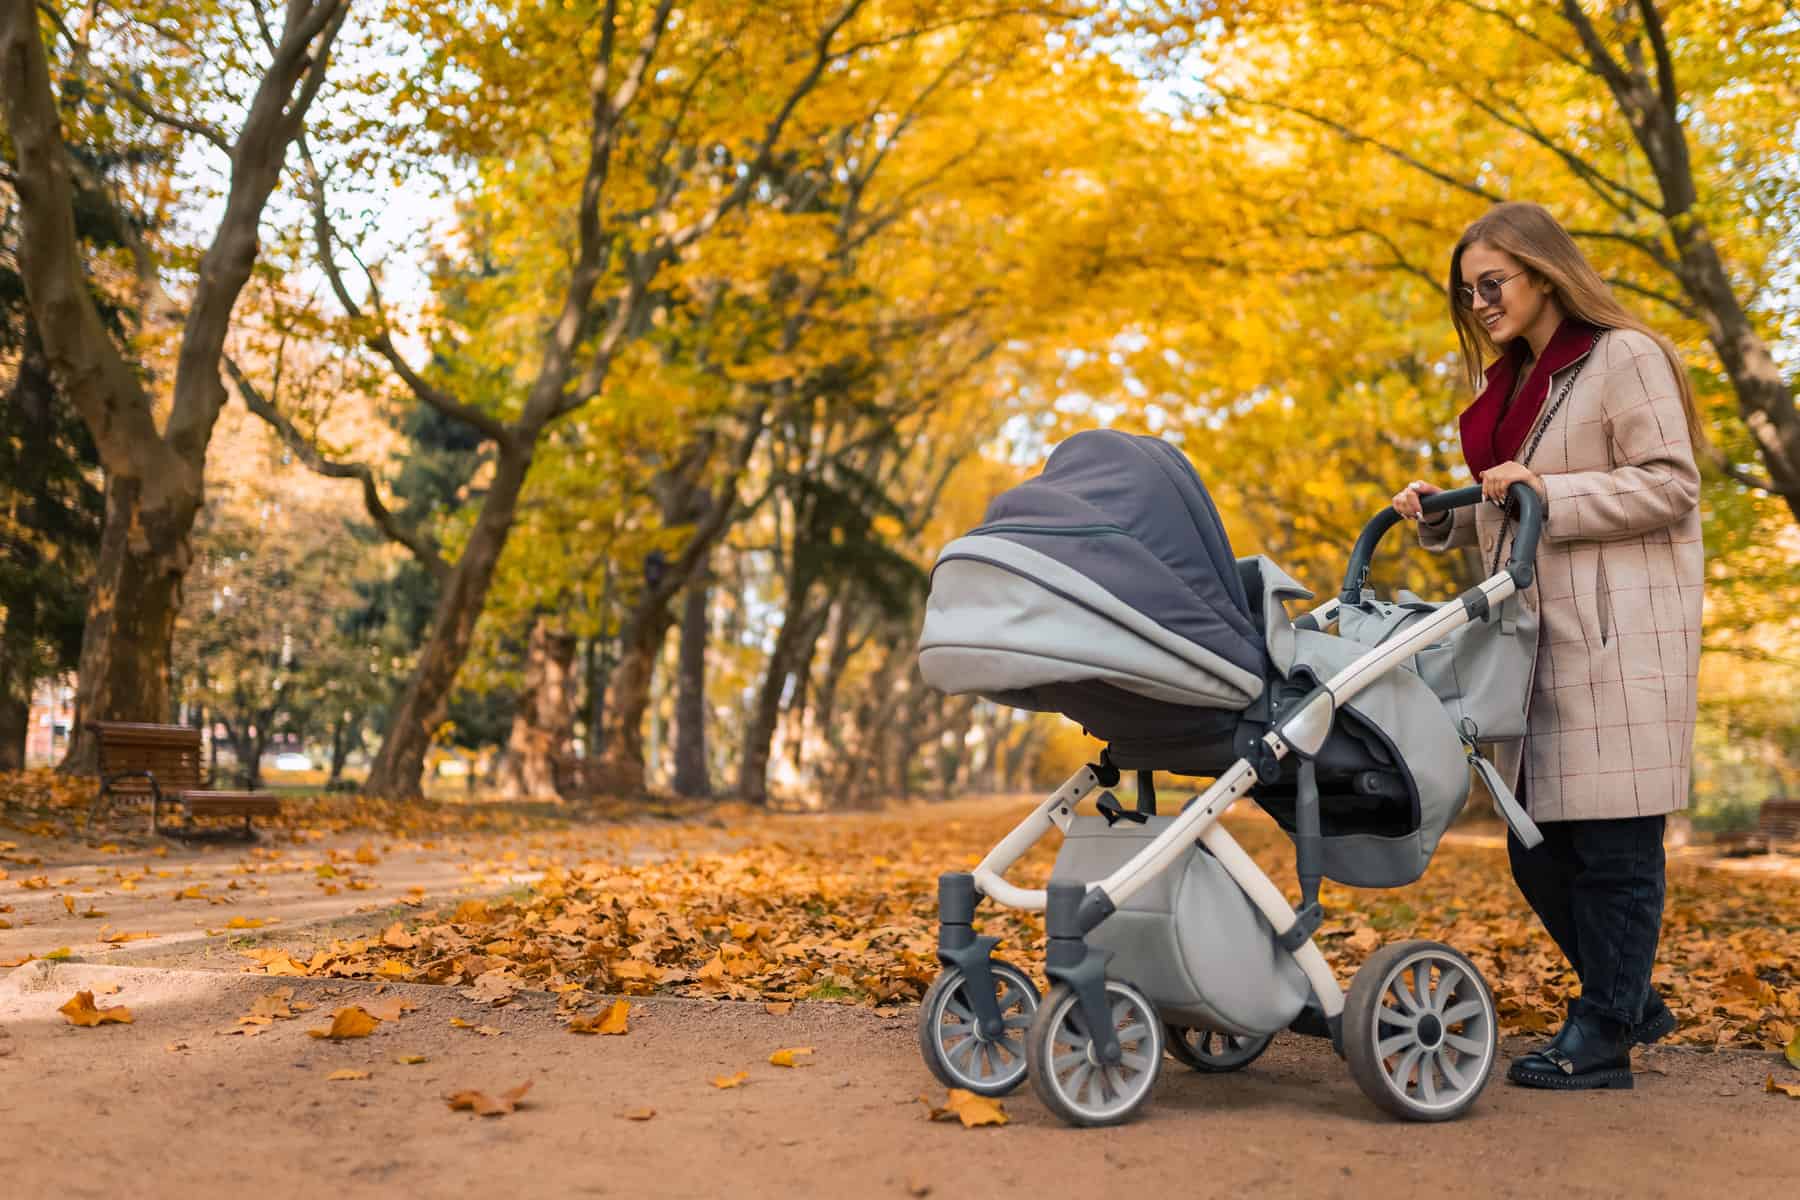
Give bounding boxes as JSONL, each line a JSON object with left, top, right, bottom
{"left": 308, "top": 1006, "right": 380, "bottom": 1040}
{"left": 327, "top": 1069, "right": 370, "bottom": 1081}
{"left": 58, "top": 990, "right": 133, "bottom": 1027}
{"left": 769, "top": 1046, "right": 814, "bottom": 1068}
{"left": 446, "top": 1080, "right": 532, "bottom": 1116}
{"left": 622, "top": 1106, "right": 656, "bottom": 1121}
{"left": 711, "top": 1071, "right": 750, "bottom": 1089}
{"left": 1765, "top": 1074, "right": 1800, "bottom": 1099}
{"left": 393, "top": 1054, "right": 428, "bottom": 1065}
{"left": 920, "top": 1088, "right": 1008, "bottom": 1128}
{"left": 763, "top": 1002, "right": 794, "bottom": 1016}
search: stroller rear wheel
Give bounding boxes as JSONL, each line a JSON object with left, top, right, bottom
{"left": 1165, "top": 1025, "right": 1273, "bottom": 1073}
{"left": 1344, "top": 940, "right": 1497, "bottom": 1122}
{"left": 1026, "top": 980, "right": 1164, "bottom": 1126}
{"left": 918, "top": 961, "right": 1039, "bottom": 1096}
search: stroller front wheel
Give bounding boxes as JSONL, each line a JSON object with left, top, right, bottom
{"left": 1026, "top": 980, "right": 1164, "bottom": 1126}
{"left": 918, "top": 961, "right": 1039, "bottom": 1096}
{"left": 1165, "top": 1025, "right": 1273, "bottom": 1073}
{"left": 1343, "top": 940, "right": 1498, "bottom": 1122}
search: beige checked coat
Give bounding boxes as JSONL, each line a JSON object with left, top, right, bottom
{"left": 1419, "top": 328, "right": 1704, "bottom": 822}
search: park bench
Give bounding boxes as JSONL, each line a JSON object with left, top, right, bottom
{"left": 88, "top": 721, "right": 281, "bottom": 840}
{"left": 1712, "top": 798, "right": 1800, "bottom": 857}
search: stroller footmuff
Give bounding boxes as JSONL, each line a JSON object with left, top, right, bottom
{"left": 914, "top": 429, "right": 1542, "bottom": 1125}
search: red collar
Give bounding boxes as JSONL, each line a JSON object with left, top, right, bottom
{"left": 1460, "top": 318, "right": 1602, "bottom": 477}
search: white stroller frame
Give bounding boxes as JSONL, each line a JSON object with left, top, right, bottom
{"left": 921, "top": 483, "right": 1542, "bottom": 1125}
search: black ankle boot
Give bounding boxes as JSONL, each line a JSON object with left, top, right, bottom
{"left": 1630, "top": 993, "right": 1676, "bottom": 1046}
{"left": 1508, "top": 1014, "right": 1633, "bottom": 1090}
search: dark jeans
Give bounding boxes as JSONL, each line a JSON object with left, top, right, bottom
{"left": 1506, "top": 777, "right": 1667, "bottom": 1034}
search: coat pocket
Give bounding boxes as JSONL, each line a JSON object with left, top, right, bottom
{"left": 1595, "top": 553, "right": 1613, "bottom": 646}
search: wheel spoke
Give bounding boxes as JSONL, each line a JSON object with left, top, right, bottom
{"left": 1120, "top": 1051, "right": 1151, "bottom": 1072}
{"left": 1377, "top": 1033, "right": 1413, "bottom": 1059}
{"left": 1111, "top": 998, "right": 1131, "bottom": 1027}
{"left": 1444, "top": 1032, "right": 1486, "bottom": 1055}
{"left": 1003, "top": 1014, "right": 1034, "bottom": 1030}
{"left": 1392, "top": 1046, "right": 1424, "bottom": 1093}
{"left": 946, "top": 997, "right": 975, "bottom": 1024}
{"left": 1066, "top": 1062, "right": 1093, "bottom": 1104}
{"left": 1053, "top": 1050, "right": 1086, "bottom": 1072}
{"left": 1103, "top": 1064, "right": 1127, "bottom": 1099}
{"left": 1418, "top": 1052, "right": 1440, "bottom": 1105}
{"left": 952, "top": 1035, "right": 984, "bottom": 1067}
{"left": 1116, "top": 1023, "right": 1149, "bottom": 1044}
{"left": 1437, "top": 1049, "right": 1468, "bottom": 1092}
{"left": 1377, "top": 1004, "right": 1420, "bottom": 1030}
{"left": 1441, "top": 999, "right": 1485, "bottom": 1025}
{"left": 1433, "top": 967, "right": 1464, "bottom": 1013}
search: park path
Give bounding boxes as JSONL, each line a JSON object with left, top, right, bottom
{"left": 0, "top": 959, "right": 1790, "bottom": 1200}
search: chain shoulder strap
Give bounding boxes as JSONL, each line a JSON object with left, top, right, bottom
{"left": 1486, "top": 331, "right": 1603, "bottom": 577}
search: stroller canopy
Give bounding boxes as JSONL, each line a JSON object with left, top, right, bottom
{"left": 918, "top": 430, "right": 1267, "bottom": 710}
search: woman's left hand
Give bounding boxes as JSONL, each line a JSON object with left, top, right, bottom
{"left": 1478, "top": 460, "right": 1546, "bottom": 507}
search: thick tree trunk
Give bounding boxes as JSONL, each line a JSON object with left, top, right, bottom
{"left": 59, "top": 477, "right": 188, "bottom": 773}
{"left": 737, "top": 579, "right": 828, "bottom": 805}
{"left": 495, "top": 615, "right": 578, "bottom": 799}
{"left": 0, "top": 598, "right": 31, "bottom": 768}
{"left": 593, "top": 605, "right": 677, "bottom": 798}
{"left": 672, "top": 566, "right": 712, "bottom": 798}
{"left": 584, "top": 637, "right": 610, "bottom": 762}
{"left": 365, "top": 441, "right": 536, "bottom": 799}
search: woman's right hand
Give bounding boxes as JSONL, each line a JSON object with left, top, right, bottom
{"left": 1391, "top": 479, "right": 1442, "bottom": 521}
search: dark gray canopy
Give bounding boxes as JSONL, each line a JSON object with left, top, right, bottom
{"left": 971, "top": 429, "right": 1264, "bottom": 679}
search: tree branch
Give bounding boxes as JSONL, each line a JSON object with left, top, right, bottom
{"left": 1635, "top": 0, "right": 1681, "bottom": 121}
{"left": 224, "top": 354, "right": 450, "bottom": 579}
{"left": 106, "top": 76, "right": 232, "bottom": 152}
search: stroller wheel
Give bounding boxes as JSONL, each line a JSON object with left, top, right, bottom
{"left": 1164, "top": 1025, "right": 1273, "bottom": 1073}
{"left": 1344, "top": 940, "right": 1498, "bottom": 1122}
{"left": 917, "top": 961, "right": 1039, "bottom": 1096}
{"left": 1026, "top": 981, "right": 1163, "bottom": 1126}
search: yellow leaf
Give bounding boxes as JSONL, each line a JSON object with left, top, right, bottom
{"left": 98, "top": 929, "right": 154, "bottom": 944}
{"left": 226, "top": 917, "right": 266, "bottom": 930}
{"left": 308, "top": 1006, "right": 380, "bottom": 1040}
{"left": 393, "top": 1054, "right": 428, "bottom": 1065}
{"left": 43, "top": 947, "right": 72, "bottom": 961}
{"left": 446, "top": 1080, "right": 532, "bottom": 1116}
{"left": 921, "top": 1089, "right": 1008, "bottom": 1128}
{"left": 449, "top": 1017, "right": 475, "bottom": 1028}
{"left": 711, "top": 1071, "right": 750, "bottom": 1089}
{"left": 769, "top": 1046, "right": 814, "bottom": 1068}
{"left": 376, "top": 959, "right": 413, "bottom": 980}
{"left": 381, "top": 923, "right": 418, "bottom": 949}
{"left": 327, "top": 1069, "right": 370, "bottom": 1081}
{"left": 622, "top": 1106, "right": 656, "bottom": 1121}
{"left": 1766, "top": 1074, "right": 1800, "bottom": 1099}
{"left": 1786, "top": 1030, "right": 1800, "bottom": 1072}
{"left": 364, "top": 996, "right": 415, "bottom": 1023}
{"left": 58, "top": 990, "right": 133, "bottom": 1027}
{"left": 763, "top": 1002, "right": 794, "bottom": 1016}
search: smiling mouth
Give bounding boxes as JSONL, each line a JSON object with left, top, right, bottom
{"left": 1482, "top": 312, "right": 1504, "bottom": 329}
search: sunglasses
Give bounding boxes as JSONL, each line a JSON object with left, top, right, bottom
{"left": 1455, "top": 271, "right": 1523, "bottom": 309}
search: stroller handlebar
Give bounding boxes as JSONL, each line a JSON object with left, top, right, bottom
{"left": 1339, "top": 482, "right": 1545, "bottom": 604}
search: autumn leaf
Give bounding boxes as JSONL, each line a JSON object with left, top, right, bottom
{"left": 570, "top": 999, "right": 630, "bottom": 1036}
{"left": 711, "top": 1071, "right": 750, "bottom": 1089}
{"left": 1786, "top": 1029, "right": 1800, "bottom": 1072}
{"left": 98, "top": 929, "right": 153, "bottom": 944}
{"left": 622, "top": 1106, "right": 656, "bottom": 1121}
{"left": 382, "top": 923, "right": 418, "bottom": 950}
{"left": 327, "top": 1069, "right": 370, "bottom": 1081}
{"left": 394, "top": 1054, "right": 428, "bottom": 1065}
{"left": 226, "top": 917, "right": 267, "bottom": 930}
{"left": 43, "top": 947, "right": 72, "bottom": 961}
{"left": 446, "top": 1080, "right": 532, "bottom": 1116}
{"left": 1766, "top": 1074, "right": 1800, "bottom": 1099}
{"left": 769, "top": 1047, "right": 814, "bottom": 1068}
{"left": 364, "top": 996, "right": 416, "bottom": 1023}
{"left": 308, "top": 1006, "right": 380, "bottom": 1040}
{"left": 763, "top": 1002, "right": 794, "bottom": 1016}
{"left": 59, "top": 990, "right": 133, "bottom": 1027}
{"left": 920, "top": 1089, "right": 1008, "bottom": 1128}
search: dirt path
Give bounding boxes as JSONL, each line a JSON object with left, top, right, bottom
{"left": 0, "top": 960, "right": 1788, "bottom": 1199}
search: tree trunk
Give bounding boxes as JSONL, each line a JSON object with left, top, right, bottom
{"left": 584, "top": 636, "right": 611, "bottom": 762}
{"left": 364, "top": 441, "right": 536, "bottom": 799}
{"left": 671, "top": 565, "right": 712, "bottom": 798}
{"left": 495, "top": 615, "right": 578, "bottom": 799}
{"left": 737, "top": 579, "right": 829, "bottom": 805}
{"left": 59, "top": 476, "right": 188, "bottom": 773}
{"left": 327, "top": 711, "right": 355, "bottom": 785}
{"left": 0, "top": 597, "right": 31, "bottom": 768}
{"left": 592, "top": 604, "right": 677, "bottom": 798}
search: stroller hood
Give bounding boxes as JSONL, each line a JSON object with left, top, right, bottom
{"left": 918, "top": 430, "right": 1267, "bottom": 710}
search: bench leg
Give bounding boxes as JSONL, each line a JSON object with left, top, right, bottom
{"left": 85, "top": 792, "right": 112, "bottom": 839}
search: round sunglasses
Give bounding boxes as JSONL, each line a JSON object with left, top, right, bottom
{"left": 1455, "top": 271, "right": 1523, "bottom": 309}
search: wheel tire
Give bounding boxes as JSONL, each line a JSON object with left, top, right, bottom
{"left": 1164, "top": 1025, "right": 1274, "bottom": 1073}
{"left": 1343, "top": 939, "right": 1498, "bottom": 1122}
{"left": 1026, "top": 980, "right": 1163, "bottom": 1127}
{"left": 917, "top": 960, "right": 1039, "bottom": 1097}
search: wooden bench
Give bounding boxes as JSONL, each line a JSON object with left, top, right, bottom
{"left": 1711, "top": 798, "right": 1800, "bottom": 856}
{"left": 89, "top": 721, "right": 281, "bottom": 839}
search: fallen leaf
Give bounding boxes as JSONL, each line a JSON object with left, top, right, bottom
{"left": 166, "top": 1040, "right": 190, "bottom": 1052}
{"left": 43, "top": 947, "right": 72, "bottom": 961}
{"left": 569, "top": 999, "right": 630, "bottom": 1036}
{"left": 308, "top": 1005, "right": 380, "bottom": 1040}
{"left": 0, "top": 954, "right": 33, "bottom": 968}
{"left": 1786, "top": 1030, "right": 1800, "bottom": 1072}
{"left": 711, "top": 1071, "right": 750, "bottom": 1089}
{"left": 446, "top": 1080, "right": 532, "bottom": 1116}
{"left": 769, "top": 1046, "right": 814, "bottom": 1068}
{"left": 327, "top": 1069, "right": 370, "bottom": 1081}
{"left": 58, "top": 990, "right": 133, "bottom": 1027}
{"left": 920, "top": 1088, "right": 1008, "bottom": 1128}
{"left": 381, "top": 922, "right": 418, "bottom": 950}
{"left": 364, "top": 996, "right": 416, "bottom": 1023}
{"left": 622, "top": 1106, "right": 656, "bottom": 1121}
{"left": 98, "top": 929, "right": 154, "bottom": 944}
{"left": 763, "top": 1002, "right": 794, "bottom": 1016}
{"left": 1766, "top": 1074, "right": 1800, "bottom": 1099}
{"left": 393, "top": 1054, "right": 428, "bottom": 1065}
{"left": 226, "top": 917, "right": 267, "bottom": 930}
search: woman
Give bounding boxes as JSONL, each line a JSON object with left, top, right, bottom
{"left": 1391, "top": 201, "right": 1705, "bottom": 1091}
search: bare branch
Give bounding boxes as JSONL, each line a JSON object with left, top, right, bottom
{"left": 1603, "top": 274, "right": 1700, "bottom": 321}
{"left": 106, "top": 76, "right": 232, "bottom": 152}
{"left": 225, "top": 354, "right": 450, "bottom": 579}
{"left": 1635, "top": 0, "right": 1681, "bottom": 120}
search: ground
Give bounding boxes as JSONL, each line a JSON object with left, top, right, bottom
{"left": 1, "top": 788, "right": 1795, "bottom": 1197}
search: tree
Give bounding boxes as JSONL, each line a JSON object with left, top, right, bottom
{"left": 0, "top": 0, "right": 350, "bottom": 769}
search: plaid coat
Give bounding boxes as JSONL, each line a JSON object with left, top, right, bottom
{"left": 1420, "top": 328, "right": 1704, "bottom": 822}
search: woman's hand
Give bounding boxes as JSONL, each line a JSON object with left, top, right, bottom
{"left": 1479, "top": 460, "right": 1547, "bottom": 507}
{"left": 1391, "top": 479, "right": 1441, "bottom": 521}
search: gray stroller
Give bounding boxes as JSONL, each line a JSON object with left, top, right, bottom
{"left": 913, "top": 429, "right": 1545, "bottom": 1125}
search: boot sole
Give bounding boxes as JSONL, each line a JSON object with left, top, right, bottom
{"left": 1632, "top": 1009, "right": 1677, "bottom": 1046}
{"left": 1506, "top": 1063, "right": 1634, "bottom": 1091}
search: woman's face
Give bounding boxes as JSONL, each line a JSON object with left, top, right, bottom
{"left": 1460, "top": 241, "right": 1553, "bottom": 346}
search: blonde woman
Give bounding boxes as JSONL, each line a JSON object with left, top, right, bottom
{"left": 1392, "top": 201, "right": 1704, "bottom": 1091}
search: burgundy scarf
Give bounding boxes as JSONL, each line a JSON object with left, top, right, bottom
{"left": 1460, "top": 318, "right": 1603, "bottom": 477}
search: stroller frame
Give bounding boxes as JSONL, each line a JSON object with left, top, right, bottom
{"left": 927, "top": 484, "right": 1541, "bottom": 1124}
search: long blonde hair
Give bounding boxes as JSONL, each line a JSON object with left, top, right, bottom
{"left": 1448, "top": 202, "right": 1706, "bottom": 449}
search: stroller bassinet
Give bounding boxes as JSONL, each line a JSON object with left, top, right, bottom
{"left": 912, "top": 429, "right": 1546, "bottom": 1126}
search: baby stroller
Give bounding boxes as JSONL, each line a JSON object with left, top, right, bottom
{"left": 913, "top": 429, "right": 1546, "bottom": 1125}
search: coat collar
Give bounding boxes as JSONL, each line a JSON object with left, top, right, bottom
{"left": 1461, "top": 318, "right": 1603, "bottom": 477}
